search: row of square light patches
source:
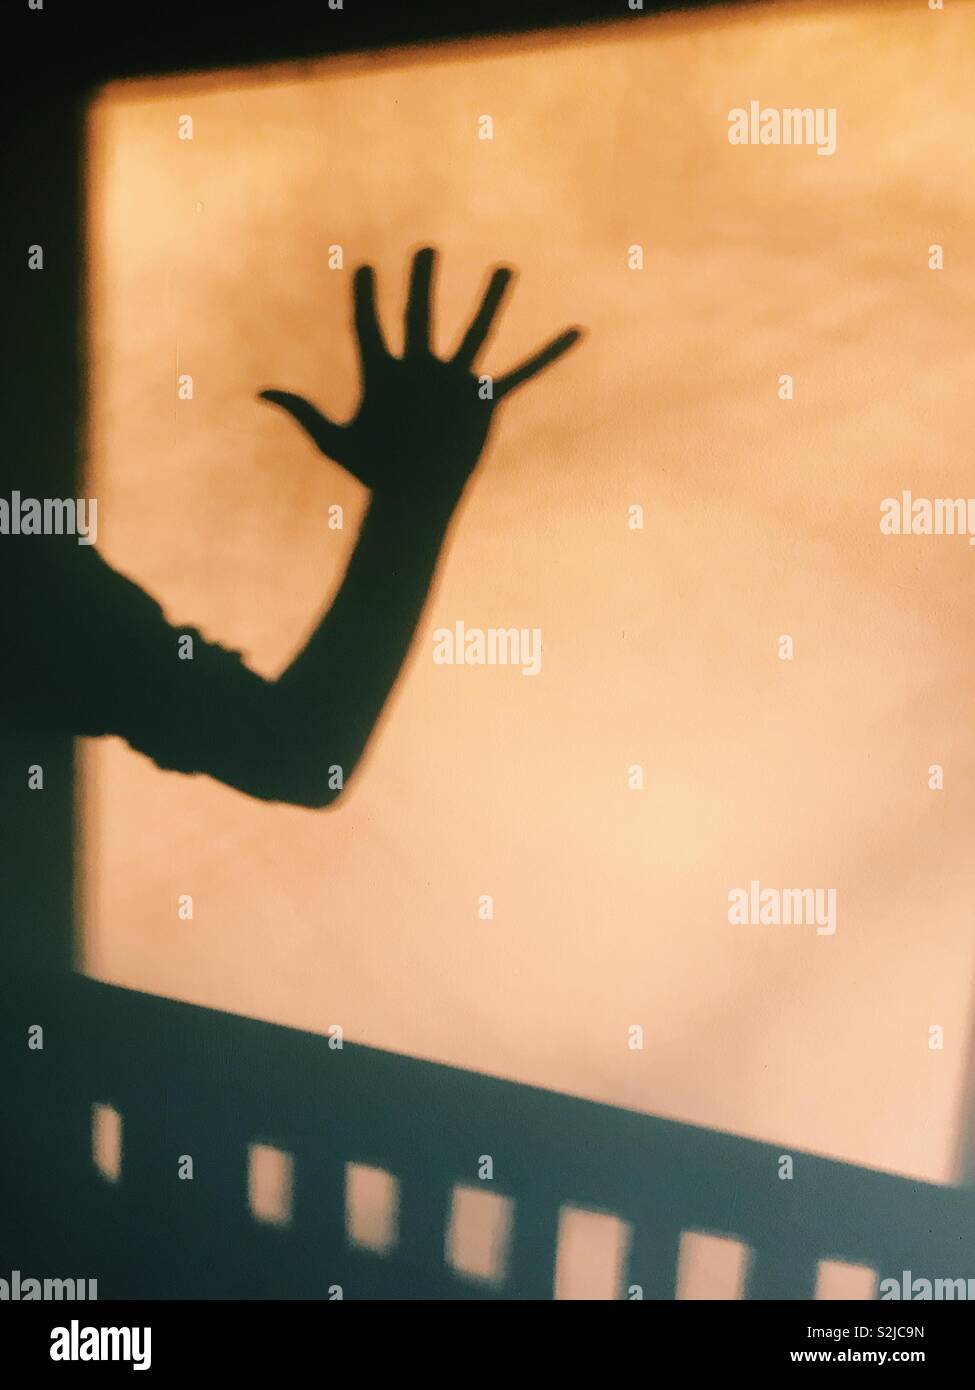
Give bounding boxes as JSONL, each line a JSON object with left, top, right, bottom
{"left": 92, "top": 1101, "right": 876, "bottom": 1299}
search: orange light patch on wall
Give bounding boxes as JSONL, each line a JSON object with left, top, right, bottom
{"left": 81, "top": 1, "right": 975, "bottom": 1185}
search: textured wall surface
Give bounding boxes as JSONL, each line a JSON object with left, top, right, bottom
{"left": 83, "top": 0, "right": 975, "bottom": 1184}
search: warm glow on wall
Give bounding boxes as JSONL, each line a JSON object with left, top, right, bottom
{"left": 82, "top": 0, "right": 975, "bottom": 1185}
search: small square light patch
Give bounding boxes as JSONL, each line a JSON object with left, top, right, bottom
{"left": 815, "top": 1259, "right": 877, "bottom": 1300}
{"left": 247, "top": 1142, "right": 293, "bottom": 1227}
{"left": 345, "top": 1162, "right": 399, "bottom": 1254}
{"left": 676, "top": 1231, "right": 750, "bottom": 1300}
{"left": 91, "top": 1102, "right": 122, "bottom": 1183}
{"left": 555, "top": 1206, "right": 631, "bottom": 1300}
{"left": 445, "top": 1185, "right": 513, "bottom": 1285}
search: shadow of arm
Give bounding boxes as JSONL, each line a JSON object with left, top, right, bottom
{"left": 2, "top": 490, "right": 460, "bottom": 809}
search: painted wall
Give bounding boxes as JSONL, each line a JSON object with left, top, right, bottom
{"left": 83, "top": 0, "right": 975, "bottom": 1184}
